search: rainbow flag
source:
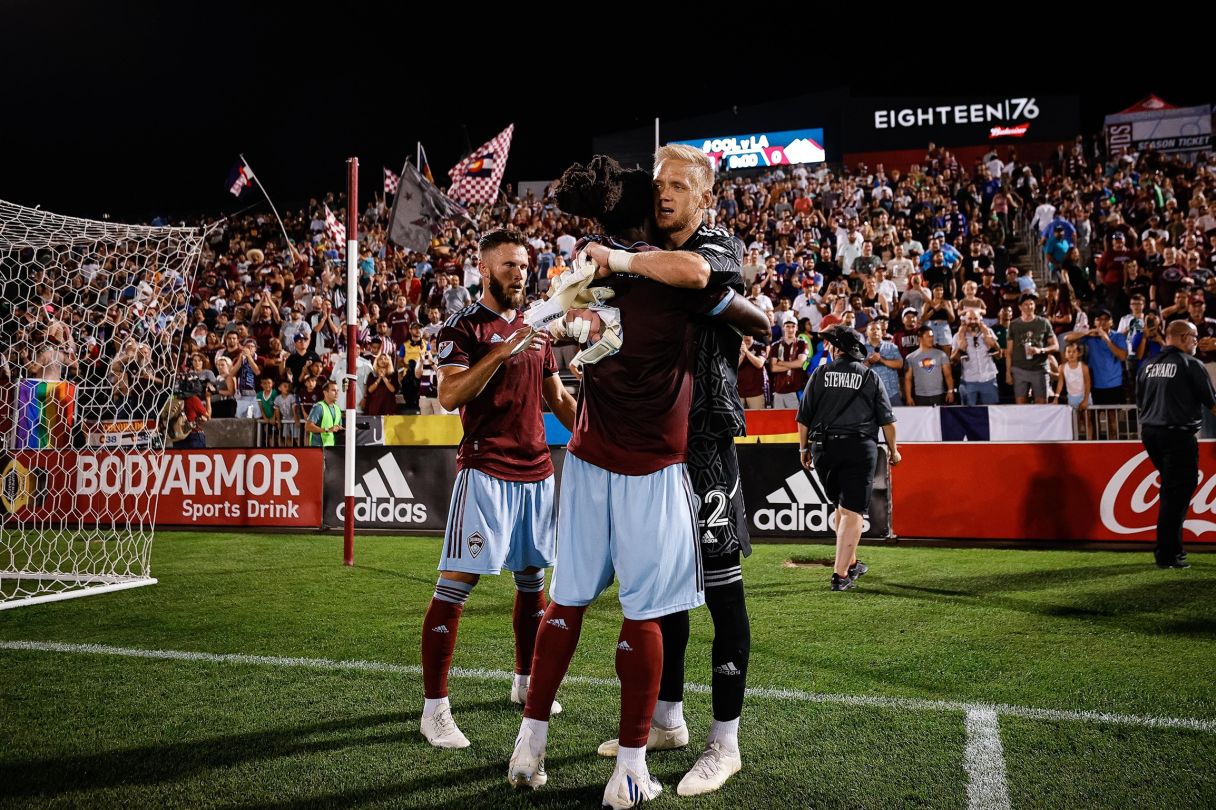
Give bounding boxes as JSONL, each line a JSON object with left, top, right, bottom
{"left": 16, "top": 379, "right": 76, "bottom": 449}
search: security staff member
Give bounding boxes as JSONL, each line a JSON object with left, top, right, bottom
{"left": 796, "top": 326, "right": 901, "bottom": 591}
{"left": 1135, "top": 320, "right": 1216, "bottom": 569}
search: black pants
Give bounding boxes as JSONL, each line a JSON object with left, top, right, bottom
{"left": 811, "top": 434, "right": 879, "bottom": 514}
{"left": 1141, "top": 426, "right": 1198, "bottom": 564}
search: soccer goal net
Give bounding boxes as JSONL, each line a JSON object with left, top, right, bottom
{"left": 0, "top": 199, "right": 203, "bottom": 609}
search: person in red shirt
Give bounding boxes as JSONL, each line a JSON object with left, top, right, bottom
{"left": 737, "top": 334, "right": 767, "bottom": 408}
{"left": 418, "top": 229, "right": 576, "bottom": 751}
{"left": 767, "top": 320, "right": 808, "bottom": 409}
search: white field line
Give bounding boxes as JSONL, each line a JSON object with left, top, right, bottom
{"left": 2, "top": 639, "right": 1215, "bottom": 735}
{"left": 964, "top": 707, "right": 1012, "bottom": 810}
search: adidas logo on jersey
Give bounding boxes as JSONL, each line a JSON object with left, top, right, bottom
{"left": 713, "top": 661, "right": 742, "bottom": 676}
{"left": 701, "top": 530, "right": 716, "bottom": 544}
{"left": 752, "top": 469, "right": 871, "bottom": 533}
{"left": 532, "top": 610, "right": 546, "bottom": 619}
{"left": 431, "top": 625, "right": 449, "bottom": 634}
{"left": 336, "top": 452, "right": 429, "bottom": 524}
{"left": 617, "top": 640, "right": 633, "bottom": 652}
{"left": 490, "top": 334, "right": 504, "bottom": 343}
{"left": 547, "top": 618, "right": 570, "bottom": 630}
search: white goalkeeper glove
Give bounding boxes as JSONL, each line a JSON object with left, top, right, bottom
{"left": 523, "top": 252, "right": 615, "bottom": 331}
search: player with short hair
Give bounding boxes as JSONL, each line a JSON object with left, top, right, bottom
{"left": 418, "top": 228, "right": 575, "bottom": 749}
{"left": 508, "top": 153, "right": 767, "bottom": 807}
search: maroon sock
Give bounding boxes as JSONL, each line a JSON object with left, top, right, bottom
{"left": 616, "top": 618, "right": 663, "bottom": 748}
{"left": 523, "top": 602, "right": 585, "bottom": 720}
{"left": 421, "top": 597, "right": 465, "bottom": 699}
{"left": 513, "top": 589, "right": 547, "bottom": 675}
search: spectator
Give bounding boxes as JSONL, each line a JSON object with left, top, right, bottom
{"left": 921, "top": 284, "right": 956, "bottom": 350}
{"left": 737, "top": 334, "right": 767, "bottom": 409}
{"left": 280, "top": 305, "right": 312, "bottom": 346}
{"left": 951, "top": 310, "right": 1001, "bottom": 405}
{"left": 1055, "top": 342, "right": 1092, "bottom": 412}
{"left": 273, "top": 380, "right": 299, "bottom": 447}
{"left": 862, "top": 319, "right": 904, "bottom": 406}
{"left": 767, "top": 320, "right": 808, "bottom": 409}
{"left": 1007, "top": 293, "right": 1059, "bottom": 404}
{"left": 892, "top": 308, "right": 922, "bottom": 358}
{"left": 904, "top": 326, "right": 954, "bottom": 406}
{"left": 285, "top": 334, "right": 319, "bottom": 384}
{"left": 363, "top": 353, "right": 400, "bottom": 416}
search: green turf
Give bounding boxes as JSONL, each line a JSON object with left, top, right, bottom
{"left": 1, "top": 532, "right": 1214, "bottom": 808}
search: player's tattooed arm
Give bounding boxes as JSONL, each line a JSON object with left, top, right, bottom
{"left": 711, "top": 291, "right": 769, "bottom": 339}
{"left": 582, "top": 241, "right": 710, "bottom": 289}
{"left": 437, "top": 328, "right": 544, "bottom": 411}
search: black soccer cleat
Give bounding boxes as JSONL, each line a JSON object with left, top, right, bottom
{"left": 848, "top": 561, "right": 869, "bottom": 581}
{"left": 830, "top": 573, "right": 855, "bottom": 591}
{"left": 1156, "top": 560, "right": 1192, "bottom": 569}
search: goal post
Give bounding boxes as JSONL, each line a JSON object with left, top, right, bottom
{"left": 0, "top": 199, "right": 203, "bottom": 609}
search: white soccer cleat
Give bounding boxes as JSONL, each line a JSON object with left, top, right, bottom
{"left": 602, "top": 765, "right": 663, "bottom": 808}
{"left": 596, "top": 722, "right": 689, "bottom": 757}
{"left": 509, "top": 681, "right": 562, "bottom": 716}
{"left": 419, "top": 704, "right": 470, "bottom": 749}
{"left": 507, "top": 726, "right": 548, "bottom": 790}
{"left": 676, "top": 741, "right": 742, "bottom": 796}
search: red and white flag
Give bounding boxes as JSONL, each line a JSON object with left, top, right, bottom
{"left": 448, "top": 124, "right": 514, "bottom": 205}
{"left": 384, "top": 167, "right": 400, "bottom": 194}
{"left": 324, "top": 204, "right": 347, "bottom": 252}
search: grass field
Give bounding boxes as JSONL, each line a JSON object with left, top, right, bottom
{"left": 2, "top": 532, "right": 1214, "bottom": 809}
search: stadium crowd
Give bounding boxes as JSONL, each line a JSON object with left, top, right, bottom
{"left": 3, "top": 140, "right": 1215, "bottom": 446}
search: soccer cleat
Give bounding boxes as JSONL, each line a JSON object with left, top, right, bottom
{"left": 831, "top": 573, "right": 856, "bottom": 591}
{"left": 597, "top": 722, "right": 689, "bottom": 757}
{"left": 677, "top": 741, "right": 743, "bottom": 797}
{"left": 420, "top": 704, "right": 470, "bottom": 749}
{"left": 507, "top": 726, "right": 548, "bottom": 790}
{"left": 602, "top": 765, "right": 662, "bottom": 808}
{"left": 848, "top": 560, "right": 869, "bottom": 581}
{"left": 509, "top": 681, "right": 562, "bottom": 716}
{"left": 1157, "top": 560, "right": 1192, "bottom": 569}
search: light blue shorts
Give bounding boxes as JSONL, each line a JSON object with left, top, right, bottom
{"left": 550, "top": 454, "right": 705, "bottom": 620}
{"left": 439, "top": 469, "right": 556, "bottom": 575}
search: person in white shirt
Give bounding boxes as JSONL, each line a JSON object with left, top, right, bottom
{"left": 555, "top": 232, "right": 577, "bottom": 258}
{"left": 1030, "top": 198, "right": 1056, "bottom": 236}
{"left": 792, "top": 286, "right": 824, "bottom": 331}
{"left": 747, "top": 282, "right": 774, "bottom": 314}
{"left": 874, "top": 266, "right": 898, "bottom": 307}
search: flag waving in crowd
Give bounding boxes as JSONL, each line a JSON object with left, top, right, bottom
{"left": 226, "top": 160, "right": 254, "bottom": 197}
{"left": 418, "top": 142, "right": 435, "bottom": 185}
{"left": 324, "top": 204, "right": 346, "bottom": 255}
{"left": 388, "top": 159, "right": 472, "bottom": 252}
{"left": 447, "top": 124, "right": 514, "bottom": 205}
{"left": 384, "top": 167, "right": 400, "bottom": 195}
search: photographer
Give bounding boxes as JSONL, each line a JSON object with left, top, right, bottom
{"left": 951, "top": 310, "right": 1002, "bottom": 404}
{"left": 166, "top": 377, "right": 210, "bottom": 449}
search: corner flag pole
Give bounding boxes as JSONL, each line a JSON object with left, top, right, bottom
{"left": 344, "top": 157, "right": 359, "bottom": 567}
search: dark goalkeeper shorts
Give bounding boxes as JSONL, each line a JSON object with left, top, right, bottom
{"left": 687, "top": 433, "right": 751, "bottom": 559}
{"left": 810, "top": 434, "right": 879, "bottom": 515}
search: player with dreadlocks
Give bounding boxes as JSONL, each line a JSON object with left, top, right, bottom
{"left": 508, "top": 151, "right": 763, "bottom": 802}
{"left": 576, "top": 147, "right": 758, "bottom": 797}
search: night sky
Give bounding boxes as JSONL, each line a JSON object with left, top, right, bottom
{"left": 7, "top": 5, "right": 1212, "bottom": 223}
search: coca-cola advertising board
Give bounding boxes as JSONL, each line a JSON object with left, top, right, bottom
{"left": 0, "top": 449, "right": 324, "bottom": 528}
{"left": 892, "top": 441, "right": 1216, "bottom": 543}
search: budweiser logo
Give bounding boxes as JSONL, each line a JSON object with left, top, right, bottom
{"left": 989, "top": 123, "right": 1029, "bottom": 139}
{"left": 1099, "top": 451, "right": 1216, "bottom": 535}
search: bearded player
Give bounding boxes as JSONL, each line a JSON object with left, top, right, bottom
{"left": 418, "top": 228, "right": 575, "bottom": 748}
{"left": 507, "top": 152, "right": 766, "bottom": 807}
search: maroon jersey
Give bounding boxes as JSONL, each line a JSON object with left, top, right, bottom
{"left": 767, "top": 339, "right": 808, "bottom": 394}
{"left": 569, "top": 276, "right": 729, "bottom": 475}
{"left": 737, "top": 350, "right": 766, "bottom": 398}
{"left": 437, "top": 303, "right": 558, "bottom": 482}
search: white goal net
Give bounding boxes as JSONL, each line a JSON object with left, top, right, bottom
{"left": 0, "top": 199, "right": 203, "bottom": 609}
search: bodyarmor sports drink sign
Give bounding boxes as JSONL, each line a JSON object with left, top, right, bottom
{"left": 670, "top": 129, "right": 826, "bottom": 171}
{"left": 845, "top": 96, "right": 1080, "bottom": 151}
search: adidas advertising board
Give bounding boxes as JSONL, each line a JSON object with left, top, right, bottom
{"left": 324, "top": 447, "right": 435, "bottom": 527}
{"left": 736, "top": 445, "right": 890, "bottom": 539}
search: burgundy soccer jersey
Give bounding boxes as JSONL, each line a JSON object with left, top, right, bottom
{"left": 437, "top": 303, "right": 558, "bottom": 482}
{"left": 569, "top": 275, "right": 730, "bottom": 476}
